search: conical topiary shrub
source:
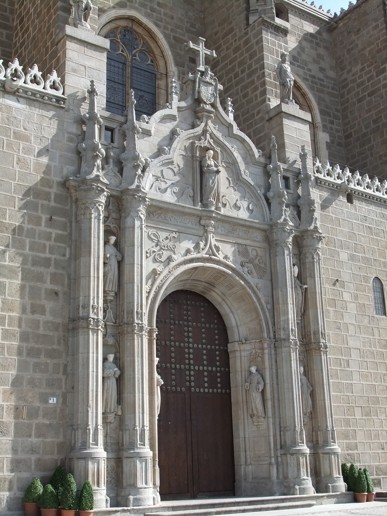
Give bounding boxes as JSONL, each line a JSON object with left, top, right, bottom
{"left": 348, "top": 463, "right": 358, "bottom": 492}
{"left": 39, "top": 484, "right": 59, "bottom": 509}
{"left": 364, "top": 468, "right": 375, "bottom": 501}
{"left": 341, "top": 463, "right": 349, "bottom": 489}
{"left": 354, "top": 468, "right": 367, "bottom": 502}
{"left": 24, "top": 478, "right": 44, "bottom": 503}
{"left": 59, "top": 473, "right": 77, "bottom": 511}
{"left": 79, "top": 480, "right": 94, "bottom": 513}
{"left": 50, "top": 465, "right": 67, "bottom": 497}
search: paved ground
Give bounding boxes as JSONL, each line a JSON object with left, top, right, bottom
{"left": 226, "top": 501, "right": 387, "bottom": 516}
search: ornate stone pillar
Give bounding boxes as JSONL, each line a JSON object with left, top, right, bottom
{"left": 67, "top": 178, "right": 108, "bottom": 508}
{"left": 268, "top": 137, "right": 314, "bottom": 495}
{"left": 300, "top": 230, "right": 346, "bottom": 493}
{"left": 148, "top": 327, "right": 161, "bottom": 504}
{"left": 118, "top": 189, "right": 153, "bottom": 507}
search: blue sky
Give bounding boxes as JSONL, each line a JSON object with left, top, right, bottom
{"left": 318, "top": 0, "right": 353, "bottom": 14}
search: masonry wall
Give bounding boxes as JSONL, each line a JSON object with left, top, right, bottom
{"left": 0, "top": 0, "right": 14, "bottom": 63}
{"left": 331, "top": 0, "right": 387, "bottom": 179}
{"left": 316, "top": 186, "right": 387, "bottom": 488}
{"left": 0, "top": 92, "right": 72, "bottom": 511}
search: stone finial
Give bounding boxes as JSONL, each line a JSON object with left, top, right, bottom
{"left": 170, "top": 78, "right": 179, "bottom": 103}
{"left": 185, "top": 37, "right": 217, "bottom": 72}
{"left": 120, "top": 90, "right": 148, "bottom": 189}
{"left": 78, "top": 80, "right": 107, "bottom": 181}
{"left": 4, "top": 58, "right": 24, "bottom": 92}
{"left": 71, "top": 0, "right": 93, "bottom": 29}
{"left": 267, "top": 136, "right": 290, "bottom": 223}
{"left": 225, "top": 98, "right": 234, "bottom": 120}
{"left": 298, "top": 146, "right": 318, "bottom": 229}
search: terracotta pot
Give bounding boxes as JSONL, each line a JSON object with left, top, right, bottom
{"left": 61, "top": 510, "right": 76, "bottom": 516}
{"left": 40, "top": 509, "right": 58, "bottom": 516}
{"left": 354, "top": 492, "right": 367, "bottom": 503}
{"left": 367, "top": 492, "right": 375, "bottom": 502}
{"left": 24, "top": 502, "right": 40, "bottom": 516}
{"left": 79, "top": 511, "right": 93, "bottom": 516}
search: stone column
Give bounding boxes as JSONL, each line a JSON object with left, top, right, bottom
{"left": 67, "top": 177, "right": 108, "bottom": 508}
{"left": 270, "top": 224, "right": 314, "bottom": 495}
{"left": 300, "top": 230, "right": 346, "bottom": 493}
{"left": 118, "top": 189, "right": 153, "bottom": 507}
{"left": 148, "top": 327, "right": 160, "bottom": 504}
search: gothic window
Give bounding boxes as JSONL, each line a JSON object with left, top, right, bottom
{"left": 106, "top": 26, "right": 158, "bottom": 118}
{"left": 372, "top": 277, "right": 386, "bottom": 316}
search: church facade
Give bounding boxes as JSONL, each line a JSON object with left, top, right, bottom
{"left": 0, "top": 0, "right": 387, "bottom": 512}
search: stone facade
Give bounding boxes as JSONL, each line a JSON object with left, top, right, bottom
{"left": 0, "top": 0, "right": 387, "bottom": 513}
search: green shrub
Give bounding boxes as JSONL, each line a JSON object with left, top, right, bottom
{"left": 341, "top": 463, "right": 349, "bottom": 488}
{"left": 24, "top": 478, "right": 43, "bottom": 503}
{"left": 364, "top": 468, "right": 374, "bottom": 493}
{"left": 354, "top": 468, "right": 367, "bottom": 493}
{"left": 39, "top": 484, "right": 59, "bottom": 509}
{"left": 79, "top": 480, "right": 94, "bottom": 511}
{"left": 348, "top": 463, "right": 358, "bottom": 491}
{"left": 59, "top": 473, "right": 77, "bottom": 510}
{"left": 50, "top": 465, "right": 67, "bottom": 496}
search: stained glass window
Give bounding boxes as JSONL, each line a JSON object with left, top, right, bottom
{"left": 106, "top": 27, "right": 157, "bottom": 118}
{"left": 372, "top": 277, "right": 386, "bottom": 316}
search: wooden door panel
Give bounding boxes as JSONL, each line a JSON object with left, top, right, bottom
{"left": 157, "top": 290, "right": 234, "bottom": 499}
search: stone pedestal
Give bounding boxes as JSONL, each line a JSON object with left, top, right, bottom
{"left": 67, "top": 178, "right": 109, "bottom": 508}
{"left": 267, "top": 103, "right": 312, "bottom": 167}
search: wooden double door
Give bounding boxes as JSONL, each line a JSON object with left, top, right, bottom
{"left": 157, "top": 290, "right": 235, "bottom": 499}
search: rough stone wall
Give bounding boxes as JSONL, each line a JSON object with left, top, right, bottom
{"left": 331, "top": 0, "right": 387, "bottom": 179}
{"left": 316, "top": 187, "right": 387, "bottom": 488}
{"left": 97, "top": 0, "right": 205, "bottom": 81}
{"left": 0, "top": 0, "right": 15, "bottom": 62}
{"left": 0, "top": 93, "right": 72, "bottom": 511}
{"left": 11, "top": 0, "right": 69, "bottom": 77}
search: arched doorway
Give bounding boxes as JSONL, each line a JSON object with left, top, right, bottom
{"left": 156, "top": 290, "right": 235, "bottom": 499}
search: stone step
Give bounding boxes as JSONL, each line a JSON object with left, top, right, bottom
{"left": 144, "top": 500, "right": 316, "bottom": 516}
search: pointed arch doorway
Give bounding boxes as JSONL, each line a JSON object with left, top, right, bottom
{"left": 157, "top": 289, "right": 235, "bottom": 499}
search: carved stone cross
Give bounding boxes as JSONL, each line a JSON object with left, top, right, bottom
{"left": 186, "top": 37, "right": 217, "bottom": 71}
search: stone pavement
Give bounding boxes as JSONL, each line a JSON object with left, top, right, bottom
{"left": 226, "top": 501, "right": 387, "bottom": 516}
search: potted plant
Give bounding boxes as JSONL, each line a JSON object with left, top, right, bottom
{"left": 24, "top": 478, "right": 43, "bottom": 516}
{"left": 39, "top": 484, "right": 59, "bottom": 516}
{"left": 348, "top": 463, "right": 358, "bottom": 492}
{"left": 341, "top": 463, "right": 349, "bottom": 490}
{"left": 79, "top": 480, "right": 94, "bottom": 516}
{"left": 59, "top": 473, "right": 77, "bottom": 516}
{"left": 50, "top": 466, "right": 67, "bottom": 500}
{"left": 364, "top": 468, "right": 375, "bottom": 502}
{"left": 353, "top": 467, "right": 367, "bottom": 502}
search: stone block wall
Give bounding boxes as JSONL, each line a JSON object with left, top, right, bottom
{"left": 316, "top": 186, "right": 387, "bottom": 488}
{"left": 331, "top": 0, "right": 387, "bottom": 179}
{"left": 0, "top": 0, "right": 14, "bottom": 62}
{"left": 0, "top": 92, "right": 72, "bottom": 511}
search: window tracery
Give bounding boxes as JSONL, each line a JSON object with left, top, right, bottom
{"left": 372, "top": 277, "right": 386, "bottom": 316}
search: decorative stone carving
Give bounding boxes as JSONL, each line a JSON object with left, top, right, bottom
{"left": 201, "top": 149, "right": 221, "bottom": 209}
{"left": 225, "top": 97, "right": 234, "bottom": 120}
{"left": 298, "top": 146, "right": 318, "bottom": 229}
{"left": 276, "top": 52, "right": 295, "bottom": 104}
{"left": 293, "top": 264, "right": 307, "bottom": 323}
{"left": 104, "top": 235, "right": 122, "bottom": 296}
{"left": 103, "top": 353, "right": 121, "bottom": 419}
{"left": 71, "top": 0, "right": 93, "bottom": 29}
{"left": 300, "top": 366, "right": 312, "bottom": 424}
{"left": 185, "top": 218, "right": 226, "bottom": 259}
{"left": 185, "top": 37, "right": 217, "bottom": 73}
{"left": 4, "top": 57, "right": 24, "bottom": 92}
{"left": 25, "top": 64, "right": 44, "bottom": 89}
{"left": 245, "top": 365, "right": 265, "bottom": 425}
{"left": 146, "top": 230, "right": 178, "bottom": 263}
{"left": 104, "top": 147, "right": 122, "bottom": 188}
{"left": 267, "top": 136, "right": 290, "bottom": 223}
{"left": 156, "top": 358, "right": 164, "bottom": 417}
{"left": 238, "top": 245, "right": 267, "bottom": 279}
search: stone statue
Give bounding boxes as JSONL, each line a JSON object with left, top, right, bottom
{"left": 72, "top": 0, "right": 93, "bottom": 29}
{"left": 300, "top": 366, "right": 312, "bottom": 423}
{"left": 103, "top": 236, "right": 122, "bottom": 295}
{"left": 276, "top": 52, "right": 294, "bottom": 103}
{"left": 103, "top": 354, "right": 120, "bottom": 414}
{"left": 293, "top": 264, "right": 307, "bottom": 323}
{"left": 201, "top": 149, "right": 221, "bottom": 209}
{"left": 245, "top": 365, "right": 265, "bottom": 425}
{"left": 155, "top": 357, "right": 164, "bottom": 416}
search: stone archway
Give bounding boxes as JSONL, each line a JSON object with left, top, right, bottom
{"left": 147, "top": 259, "right": 275, "bottom": 498}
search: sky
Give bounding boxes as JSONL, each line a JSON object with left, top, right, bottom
{"left": 316, "top": 0, "right": 353, "bottom": 14}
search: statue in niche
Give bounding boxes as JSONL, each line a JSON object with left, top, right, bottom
{"left": 293, "top": 264, "right": 307, "bottom": 323}
{"left": 103, "top": 353, "right": 121, "bottom": 416}
{"left": 300, "top": 366, "right": 312, "bottom": 423}
{"left": 72, "top": 0, "right": 93, "bottom": 28}
{"left": 276, "top": 52, "right": 295, "bottom": 104}
{"left": 155, "top": 358, "right": 164, "bottom": 417}
{"left": 201, "top": 149, "right": 221, "bottom": 209}
{"left": 104, "top": 235, "right": 122, "bottom": 296}
{"left": 245, "top": 365, "right": 265, "bottom": 425}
